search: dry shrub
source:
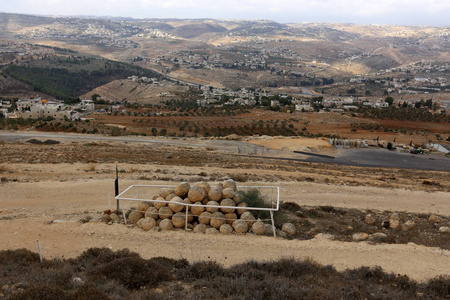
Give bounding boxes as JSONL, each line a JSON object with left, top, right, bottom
{"left": 426, "top": 276, "right": 450, "bottom": 298}
{"left": 92, "top": 256, "right": 172, "bottom": 290}
{"left": 0, "top": 248, "right": 39, "bottom": 267}
{"left": 8, "top": 285, "right": 67, "bottom": 300}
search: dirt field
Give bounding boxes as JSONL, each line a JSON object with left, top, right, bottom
{"left": 0, "top": 137, "right": 449, "bottom": 282}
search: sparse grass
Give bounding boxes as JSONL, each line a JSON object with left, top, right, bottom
{"left": 1, "top": 248, "right": 448, "bottom": 299}
{"left": 0, "top": 164, "right": 9, "bottom": 173}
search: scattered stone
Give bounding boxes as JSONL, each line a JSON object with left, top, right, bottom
{"left": 365, "top": 214, "right": 376, "bottom": 226}
{"left": 232, "top": 219, "right": 249, "bottom": 234}
{"left": 110, "top": 213, "right": 120, "bottom": 223}
{"left": 205, "top": 228, "right": 219, "bottom": 234}
{"left": 141, "top": 218, "right": 156, "bottom": 231}
{"left": 175, "top": 182, "right": 190, "bottom": 197}
{"left": 369, "top": 232, "right": 389, "bottom": 242}
{"left": 429, "top": 215, "right": 442, "bottom": 223}
{"left": 381, "top": 220, "right": 390, "bottom": 229}
{"left": 402, "top": 220, "right": 416, "bottom": 231}
{"left": 281, "top": 223, "right": 297, "bottom": 236}
{"left": 251, "top": 219, "right": 266, "bottom": 235}
{"left": 136, "top": 218, "right": 144, "bottom": 228}
{"left": 314, "top": 233, "right": 335, "bottom": 240}
{"left": 210, "top": 212, "right": 226, "bottom": 228}
{"left": 188, "top": 186, "right": 206, "bottom": 202}
{"left": 101, "top": 213, "right": 111, "bottom": 223}
{"left": 220, "top": 224, "right": 233, "bottom": 235}
{"left": 352, "top": 232, "right": 369, "bottom": 241}
{"left": 193, "top": 223, "right": 207, "bottom": 233}
{"left": 128, "top": 210, "right": 143, "bottom": 224}
{"left": 159, "top": 219, "right": 173, "bottom": 231}
{"left": 389, "top": 219, "right": 400, "bottom": 229}
{"left": 390, "top": 213, "right": 399, "bottom": 221}
{"left": 439, "top": 226, "right": 450, "bottom": 233}
{"left": 276, "top": 229, "right": 288, "bottom": 238}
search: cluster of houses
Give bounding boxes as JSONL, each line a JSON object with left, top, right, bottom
{"left": 0, "top": 97, "right": 95, "bottom": 120}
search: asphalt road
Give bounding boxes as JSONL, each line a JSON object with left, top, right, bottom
{"left": 1, "top": 130, "right": 449, "bottom": 172}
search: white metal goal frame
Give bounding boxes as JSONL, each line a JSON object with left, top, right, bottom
{"left": 115, "top": 184, "right": 280, "bottom": 237}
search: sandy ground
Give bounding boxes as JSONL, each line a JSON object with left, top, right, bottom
{"left": 249, "top": 137, "right": 335, "bottom": 154}
{"left": 1, "top": 176, "right": 449, "bottom": 282}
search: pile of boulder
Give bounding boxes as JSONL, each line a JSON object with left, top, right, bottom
{"left": 107, "top": 179, "right": 286, "bottom": 236}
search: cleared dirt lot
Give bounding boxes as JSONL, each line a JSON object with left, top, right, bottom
{"left": 0, "top": 135, "right": 449, "bottom": 282}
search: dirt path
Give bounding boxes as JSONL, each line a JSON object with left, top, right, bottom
{"left": 1, "top": 178, "right": 449, "bottom": 281}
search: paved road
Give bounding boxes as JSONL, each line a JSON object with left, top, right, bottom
{"left": 1, "top": 131, "right": 449, "bottom": 172}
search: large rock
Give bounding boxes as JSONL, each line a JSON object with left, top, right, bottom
{"left": 232, "top": 219, "right": 248, "bottom": 234}
{"left": 110, "top": 213, "right": 120, "bottom": 223}
{"left": 165, "top": 193, "right": 177, "bottom": 201}
{"left": 365, "top": 214, "right": 376, "bottom": 226}
{"left": 158, "top": 206, "right": 174, "bottom": 219}
{"left": 220, "top": 198, "right": 236, "bottom": 213}
{"left": 191, "top": 202, "right": 205, "bottom": 216}
{"left": 224, "top": 213, "right": 238, "bottom": 225}
{"left": 198, "top": 212, "right": 213, "bottom": 225}
{"left": 175, "top": 182, "right": 190, "bottom": 197}
{"left": 188, "top": 186, "right": 206, "bottom": 202}
{"left": 281, "top": 223, "right": 297, "bottom": 236}
{"left": 236, "top": 202, "right": 248, "bottom": 215}
{"left": 352, "top": 232, "right": 369, "bottom": 241}
{"left": 159, "top": 219, "right": 173, "bottom": 231}
{"left": 193, "top": 223, "right": 207, "bottom": 233}
{"left": 223, "top": 179, "right": 237, "bottom": 191}
{"left": 240, "top": 211, "right": 256, "bottom": 227}
{"left": 220, "top": 224, "right": 233, "bottom": 235}
{"left": 159, "top": 188, "right": 173, "bottom": 199}
{"left": 210, "top": 212, "right": 226, "bottom": 228}
{"left": 128, "top": 210, "right": 143, "bottom": 224}
{"left": 264, "top": 224, "right": 275, "bottom": 236}
{"left": 206, "top": 201, "right": 219, "bottom": 213}
{"left": 145, "top": 207, "right": 159, "bottom": 220}
{"left": 137, "top": 202, "right": 152, "bottom": 212}
{"left": 153, "top": 197, "right": 167, "bottom": 209}
{"left": 168, "top": 196, "right": 185, "bottom": 213}
{"left": 172, "top": 212, "right": 186, "bottom": 228}
{"left": 252, "top": 219, "right": 266, "bottom": 235}
{"left": 208, "top": 187, "right": 223, "bottom": 201}
{"left": 222, "top": 188, "right": 236, "bottom": 199}
{"left": 197, "top": 182, "right": 211, "bottom": 194}
{"left": 233, "top": 193, "right": 244, "bottom": 205}
{"left": 141, "top": 218, "right": 156, "bottom": 231}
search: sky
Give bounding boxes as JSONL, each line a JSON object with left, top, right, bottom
{"left": 1, "top": 0, "right": 449, "bottom": 26}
